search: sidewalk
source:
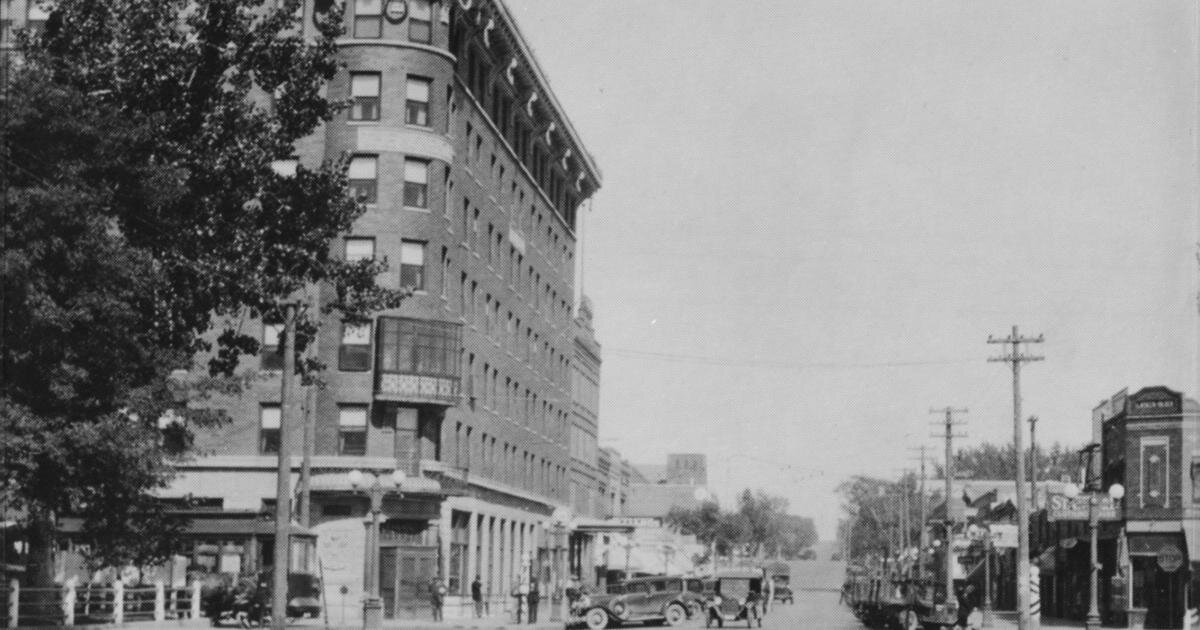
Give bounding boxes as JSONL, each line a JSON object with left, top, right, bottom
{"left": 288, "top": 615, "right": 564, "bottom": 630}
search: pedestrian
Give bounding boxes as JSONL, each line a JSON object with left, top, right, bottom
{"left": 429, "top": 576, "right": 447, "bottom": 621}
{"left": 471, "top": 575, "right": 484, "bottom": 618}
{"left": 527, "top": 579, "right": 540, "bottom": 623}
{"left": 512, "top": 576, "right": 527, "bottom": 623}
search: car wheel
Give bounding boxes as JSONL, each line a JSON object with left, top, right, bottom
{"left": 664, "top": 603, "right": 687, "bottom": 626}
{"left": 585, "top": 608, "right": 610, "bottom": 630}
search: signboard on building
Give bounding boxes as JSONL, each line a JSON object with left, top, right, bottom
{"left": 1046, "top": 493, "right": 1122, "bottom": 522}
{"left": 989, "top": 524, "right": 1018, "bottom": 548}
{"left": 1157, "top": 544, "right": 1184, "bottom": 572}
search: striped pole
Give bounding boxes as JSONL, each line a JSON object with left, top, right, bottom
{"left": 1029, "top": 566, "right": 1040, "bottom": 630}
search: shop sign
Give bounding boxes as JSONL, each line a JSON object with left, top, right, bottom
{"left": 1046, "top": 493, "right": 1121, "bottom": 522}
{"left": 989, "top": 524, "right": 1018, "bottom": 548}
{"left": 1157, "top": 544, "right": 1184, "bottom": 572}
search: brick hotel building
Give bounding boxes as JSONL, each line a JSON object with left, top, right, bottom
{"left": 0, "top": 0, "right": 615, "bottom": 619}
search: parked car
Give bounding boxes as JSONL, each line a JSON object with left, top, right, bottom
{"left": 574, "top": 575, "right": 703, "bottom": 629}
{"left": 704, "top": 570, "right": 764, "bottom": 628}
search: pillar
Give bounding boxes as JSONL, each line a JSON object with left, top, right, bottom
{"left": 489, "top": 516, "right": 502, "bottom": 612}
{"left": 501, "top": 518, "right": 513, "bottom": 612}
{"left": 439, "top": 503, "right": 453, "bottom": 586}
{"left": 465, "top": 510, "right": 479, "bottom": 597}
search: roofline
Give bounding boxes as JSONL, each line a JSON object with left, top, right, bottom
{"left": 490, "top": 0, "right": 603, "bottom": 187}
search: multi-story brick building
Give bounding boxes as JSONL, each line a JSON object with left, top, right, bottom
{"left": 569, "top": 296, "right": 602, "bottom": 519}
{"left": 146, "top": 0, "right": 603, "bottom": 620}
{"left": 1035, "top": 386, "right": 1200, "bottom": 628}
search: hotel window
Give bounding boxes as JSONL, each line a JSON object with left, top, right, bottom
{"left": 400, "top": 240, "right": 426, "bottom": 290}
{"left": 353, "top": 0, "right": 382, "bottom": 38}
{"left": 344, "top": 237, "right": 375, "bottom": 262}
{"left": 339, "top": 322, "right": 372, "bottom": 372}
{"left": 260, "top": 405, "right": 281, "bottom": 454}
{"left": 409, "top": 0, "right": 432, "bottom": 44}
{"left": 338, "top": 406, "right": 368, "bottom": 456}
{"left": 261, "top": 323, "right": 283, "bottom": 371}
{"left": 403, "top": 159, "right": 429, "bottom": 208}
{"left": 26, "top": 0, "right": 49, "bottom": 33}
{"left": 349, "top": 72, "right": 381, "bottom": 120}
{"left": 440, "top": 247, "right": 450, "bottom": 298}
{"left": 406, "top": 76, "right": 432, "bottom": 127}
{"left": 348, "top": 156, "right": 378, "bottom": 204}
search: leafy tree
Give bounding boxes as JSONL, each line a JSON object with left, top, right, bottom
{"left": 837, "top": 474, "right": 941, "bottom": 561}
{"left": 666, "top": 490, "right": 818, "bottom": 561}
{"left": 2, "top": 0, "right": 403, "bottom": 589}
{"left": 934, "top": 442, "right": 1083, "bottom": 482}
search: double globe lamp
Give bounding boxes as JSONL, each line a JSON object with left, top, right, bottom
{"left": 1061, "top": 480, "right": 1124, "bottom": 630}
{"left": 348, "top": 468, "right": 408, "bottom": 630}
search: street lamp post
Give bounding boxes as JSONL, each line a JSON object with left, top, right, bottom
{"left": 349, "top": 468, "right": 407, "bottom": 630}
{"left": 1063, "top": 481, "right": 1124, "bottom": 630}
{"left": 546, "top": 507, "right": 573, "bottom": 623}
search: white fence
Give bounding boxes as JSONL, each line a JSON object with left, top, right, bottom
{"left": 1, "top": 579, "right": 201, "bottom": 627}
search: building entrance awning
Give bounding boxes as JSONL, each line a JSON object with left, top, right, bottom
{"left": 572, "top": 518, "right": 635, "bottom": 534}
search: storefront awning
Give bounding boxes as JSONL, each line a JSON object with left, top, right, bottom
{"left": 571, "top": 518, "right": 635, "bottom": 534}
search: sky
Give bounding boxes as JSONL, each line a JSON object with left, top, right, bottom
{"left": 505, "top": 1, "right": 1200, "bottom": 539}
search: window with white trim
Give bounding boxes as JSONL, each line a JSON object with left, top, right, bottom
{"left": 400, "top": 240, "right": 426, "bottom": 290}
{"left": 260, "top": 405, "right": 281, "bottom": 454}
{"left": 349, "top": 72, "right": 381, "bottom": 120}
{"left": 261, "top": 323, "right": 283, "bottom": 370}
{"left": 348, "top": 156, "right": 378, "bottom": 204}
{"left": 403, "top": 159, "right": 429, "bottom": 208}
{"left": 338, "top": 405, "right": 368, "bottom": 456}
{"left": 339, "top": 322, "right": 372, "bottom": 372}
{"left": 409, "top": 0, "right": 432, "bottom": 44}
{"left": 353, "top": 0, "right": 381, "bottom": 38}
{"left": 406, "top": 76, "right": 432, "bottom": 127}
{"left": 344, "top": 238, "right": 375, "bottom": 262}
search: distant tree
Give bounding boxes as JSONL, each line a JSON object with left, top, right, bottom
{"left": 837, "top": 474, "right": 941, "bottom": 561}
{"left": 2, "top": 0, "right": 404, "bottom": 593}
{"left": 934, "top": 442, "right": 1084, "bottom": 482}
{"left": 667, "top": 490, "right": 817, "bottom": 560}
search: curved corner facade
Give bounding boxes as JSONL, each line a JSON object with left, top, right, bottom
{"left": 159, "top": 0, "right": 608, "bottom": 622}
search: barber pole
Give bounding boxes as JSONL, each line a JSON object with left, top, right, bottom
{"left": 1029, "top": 565, "right": 1040, "bottom": 630}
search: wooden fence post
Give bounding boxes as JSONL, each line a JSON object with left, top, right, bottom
{"left": 154, "top": 581, "right": 165, "bottom": 622}
{"left": 7, "top": 579, "right": 18, "bottom": 628}
{"left": 62, "top": 582, "right": 76, "bottom": 626}
{"left": 112, "top": 581, "right": 124, "bottom": 625}
{"left": 191, "top": 581, "right": 202, "bottom": 619}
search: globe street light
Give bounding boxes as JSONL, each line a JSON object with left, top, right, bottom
{"left": 348, "top": 468, "right": 406, "bottom": 630}
{"left": 546, "top": 507, "right": 573, "bottom": 622}
{"left": 1063, "top": 481, "right": 1124, "bottom": 630}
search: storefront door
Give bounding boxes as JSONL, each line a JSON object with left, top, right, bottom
{"left": 1133, "top": 556, "right": 1185, "bottom": 629}
{"left": 380, "top": 545, "right": 438, "bottom": 619}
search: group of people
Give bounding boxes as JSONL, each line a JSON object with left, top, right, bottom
{"left": 447, "top": 574, "right": 576, "bottom": 623}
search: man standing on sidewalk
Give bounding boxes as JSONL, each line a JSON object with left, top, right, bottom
{"left": 471, "top": 575, "right": 484, "bottom": 618}
{"left": 527, "top": 579, "right": 540, "bottom": 624}
{"left": 429, "top": 576, "right": 447, "bottom": 622}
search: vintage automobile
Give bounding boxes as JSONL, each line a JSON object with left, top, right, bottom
{"left": 764, "top": 561, "right": 793, "bottom": 604}
{"left": 574, "top": 575, "right": 704, "bottom": 629}
{"left": 704, "top": 570, "right": 765, "bottom": 628}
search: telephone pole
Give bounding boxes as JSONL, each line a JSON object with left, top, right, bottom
{"left": 909, "top": 446, "right": 931, "bottom": 578}
{"left": 1028, "top": 415, "right": 1039, "bottom": 511}
{"left": 989, "top": 326, "right": 1044, "bottom": 630}
{"left": 931, "top": 407, "right": 967, "bottom": 609}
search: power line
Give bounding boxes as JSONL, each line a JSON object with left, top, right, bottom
{"left": 606, "top": 347, "right": 979, "bottom": 371}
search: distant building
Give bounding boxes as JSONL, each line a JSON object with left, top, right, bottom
{"left": 635, "top": 453, "right": 707, "bottom": 486}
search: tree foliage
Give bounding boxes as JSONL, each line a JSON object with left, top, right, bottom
{"left": 2, "top": 0, "right": 404, "bottom": 582}
{"left": 836, "top": 473, "right": 940, "bottom": 561}
{"left": 665, "top": 489, "right": 817, "bottom": 560}
{"left": 935, "top": 442, "right": 1083, "bottom": 483}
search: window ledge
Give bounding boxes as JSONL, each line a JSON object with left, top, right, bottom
{"left": 404, "top": 206, "right": 431, "bottom": 213}
{"left": 347, "top": 120, "right": 382, "bottom": 126}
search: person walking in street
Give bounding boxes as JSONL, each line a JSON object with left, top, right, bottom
{"left": 471, "top": 575, "right": 484, "bottom": 618}
{"left": 527, "top": 579, "right": 540, "bottom": 623}
{"left": 429, "top": 576, "right": 447, "bottom": 621}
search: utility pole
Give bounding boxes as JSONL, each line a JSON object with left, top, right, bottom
{"left": 272, "top": 303, "right": 298, "bottom": 630}
{"left": 931, "top": 407, "right": 967, "bottom": 610}
{"left": 909, "top": 446, "right": 930, "bottom": 579}
{"left": 989, "top": 326, "right": 1044, "bottom": 630}
{"left": 297, "top": 284, "right": 321, "bottom": 529}
{"left": 1028, "top": 415, "right": 1039, "bottom": 512}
